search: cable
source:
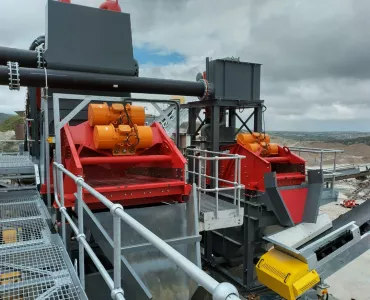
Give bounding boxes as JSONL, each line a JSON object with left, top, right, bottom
{"left": 258, "top": 104, "right": 268, "bottom": 155}
{"left": 122, "top": 102, "right": 140, "bottom": 148}
{"left": 262, "top": 104, "right": 267, "bottom": 139}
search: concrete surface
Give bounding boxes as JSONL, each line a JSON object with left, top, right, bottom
{"left": 320, "top": 178, "right": 370, "bottom": 300}
{"left": 326, "top": 250, "right": 370, "bottom": 300}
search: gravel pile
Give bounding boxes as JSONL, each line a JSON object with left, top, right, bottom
{"left": 0, "top": 130, "right": 19, "bottom": 152}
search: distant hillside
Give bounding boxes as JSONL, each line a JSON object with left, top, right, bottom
{"left": 334, "top": 136, "right": 370, "bottom": 146}
{"left": 0, "top": 115, "right": 23, "bottom": 132}
{"left": 270, "top": 131, "right": 370, "bottom": 142}
{"left": 0, "top": 113, "right": 12, "bottom": 123}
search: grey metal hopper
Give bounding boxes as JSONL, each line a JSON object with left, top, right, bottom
{"left": 82, "top": 193, "right": 201, "bottom": 300}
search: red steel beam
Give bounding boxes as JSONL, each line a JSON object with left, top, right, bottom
{"left": 263, "top": 157, "right": 290, "bottom": 163}
{"left": 79, "top": 155, "right": 172, "bottom": 165}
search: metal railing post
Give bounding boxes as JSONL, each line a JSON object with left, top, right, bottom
{"left": 52, "top": 163, "right": 57, "bottom": 201}
{"left": 111, "top": 204, "right": 124, "bottom": 299}
{"left": 53, "top": 95, "right": 66, "bottom": 245}
{"left": 42, "top": 89, "right": 51, "bottom": 209}
{"left": 193, "top": 153, "right": 196, "bottom": 185}
{"left": 76, "top": 177, "right": 85, "bottom": 289}
{"left": 198, "top": 157, "right": 202, "bottom": 214}
{"left": 114, "top": 215, "right": 122, "bottom": 289}
{"left": 332, "top": 152, "right": 337, "bottom": 196}
{"left": 215, "top": 156, "right": 219, "bottom": 219}
{"left": 233, "top": 157, "right": 237, "bottom": 205}
{"left": 203, "top": 154, "right": 207, "bottom": 190}
{"left": 320, "top": 151, "right": 323, "bottom": 170}
{"left": 59, "top": 166, "right": 66, "bottom": 246}
{"left": 237, "top": 157, "right": 241, "bottom": 215}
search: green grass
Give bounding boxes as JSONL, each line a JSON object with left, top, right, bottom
{"left": 0, "top": 115, "right": 23, "bottom": 132}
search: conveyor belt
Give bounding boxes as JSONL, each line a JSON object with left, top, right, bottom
{"left": 0, "top": 155, "right": 87, "bottom": 300}
{"left": 299, "top": 199, "right": 370, "bottom": 249}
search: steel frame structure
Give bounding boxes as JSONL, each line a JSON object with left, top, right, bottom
{"left": 39, "top": 93, "right": 182, "bottom": 208}
{"left": 43, "top": 92, "right": 242, "bottom": 299}
{"left": 183, "top": 100, "right": 264, "bottom": 151}
{"left": 184, "top": 97, "right": 268, "bottom": 289}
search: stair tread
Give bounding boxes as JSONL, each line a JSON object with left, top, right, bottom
{"left": 200, "top": 194, "right": 239, "bottom": 213}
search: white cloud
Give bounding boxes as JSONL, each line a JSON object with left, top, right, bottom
{"left": 0, "top": 0, "right": 370, "bottom": 131}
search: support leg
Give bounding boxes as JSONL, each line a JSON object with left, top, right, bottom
{"left": 254, "top": 105, "right": 263, "bottom": 132}
{"left": 228, "top": 108, "right": 236, "bottom": 128}
{"left": 244, "top": 213, "right": 258, "bottom": 287}
{"left": 204, "top": 231, "right": 213, "bottom": 262}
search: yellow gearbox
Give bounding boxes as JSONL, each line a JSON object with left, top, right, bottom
{"left": 256, "top": 248, "right": 320, "bottom": 300}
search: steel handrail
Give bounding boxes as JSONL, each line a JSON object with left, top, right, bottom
{"left": 53, "top": 162, "right": 240, "bottom": 300}
{"left": 186, "top": 149, "right": 244, "bottom": 216}
{"left": 288, "top": 146, "right": 344, "bottom": 153}
{"left": 186, "top": 147, "right": 245, "bottom": 157}
{"left": 289, "top": 146, "right": 343, "bottom": 196}
{"left": 53, "top": 163, "right": 125, "bottom": 300}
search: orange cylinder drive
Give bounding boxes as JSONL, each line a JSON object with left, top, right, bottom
{"left": 93, "top": 123, "right": 153, "bottom": 154}
{"left": 88, "top": 102, "right": 145, "bottom": 126}
{"left": 237, "top": 132, "right": 270, "bottom": 145}
{"left": 236, "top": 132, "right": 278, "bottom": 156}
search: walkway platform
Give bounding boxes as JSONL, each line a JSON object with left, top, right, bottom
{"left": 0, "top": 155, "right": 86, "bottom": 300}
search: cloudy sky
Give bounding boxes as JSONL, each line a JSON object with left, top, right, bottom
{"left": 0, "top": 0, "right": 370, "bottom": 131}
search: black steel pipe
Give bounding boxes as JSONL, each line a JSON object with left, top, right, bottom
{"left": 29, "top": 35, "right": 45, "bottom": 51}
{"left": 0, "top": 65, "right": 205, "bottom": 97}
{"left": 0, "top": 47, "right": 39, "bottom": 68}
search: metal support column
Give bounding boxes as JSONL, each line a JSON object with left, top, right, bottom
{"left": 187, "top": 107, "right": 198, "bottom": 184}
{"left": 244, "top": 204, "right": 258, "bottom": 287}
{"left": 204, "top": 105, "right": 220, "bottom": 262}
{"left": 210, "top": 105, "right": 220, "bottom": 153}
{"left": 188, "top": 107, "right": 198, "bottom": 138}
{"left": 229, "top": 108, "right": 236, "bottom": 128}
{"left": 253, "top": 106, "right": 262, "bottom": 132}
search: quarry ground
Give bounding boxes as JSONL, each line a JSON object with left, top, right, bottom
{"left": 320, "top": 179, "right": 370, "bottom": 300}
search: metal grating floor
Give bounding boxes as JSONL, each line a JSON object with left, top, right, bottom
{"left": 0, "top": 244, "right": 81, "bottom": 300}
{"left": 0, "top": 282, "right": 81, "bottom": 300}
{"left": 0, "top": 156, "right": 86, "bottom": 299}
{"left": 200, "top": 193, "right": 239, "bottom": 213}
{"left": 0, "top": 201, "right": 44, "bottom": 220}
{"left": 0, "top": 155, "right": 35, "bottom": 175}
{"left": 0, "top": 155, "right": 34, "bottom": 167}
{"left": 0, "top": 155, "right": 86, "bottom": 299}
{"left": 0, "top": 190, "right": 41, "bottom": 204}
{"left": 0, "top": 217, "right": 50, "bottom": 249}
